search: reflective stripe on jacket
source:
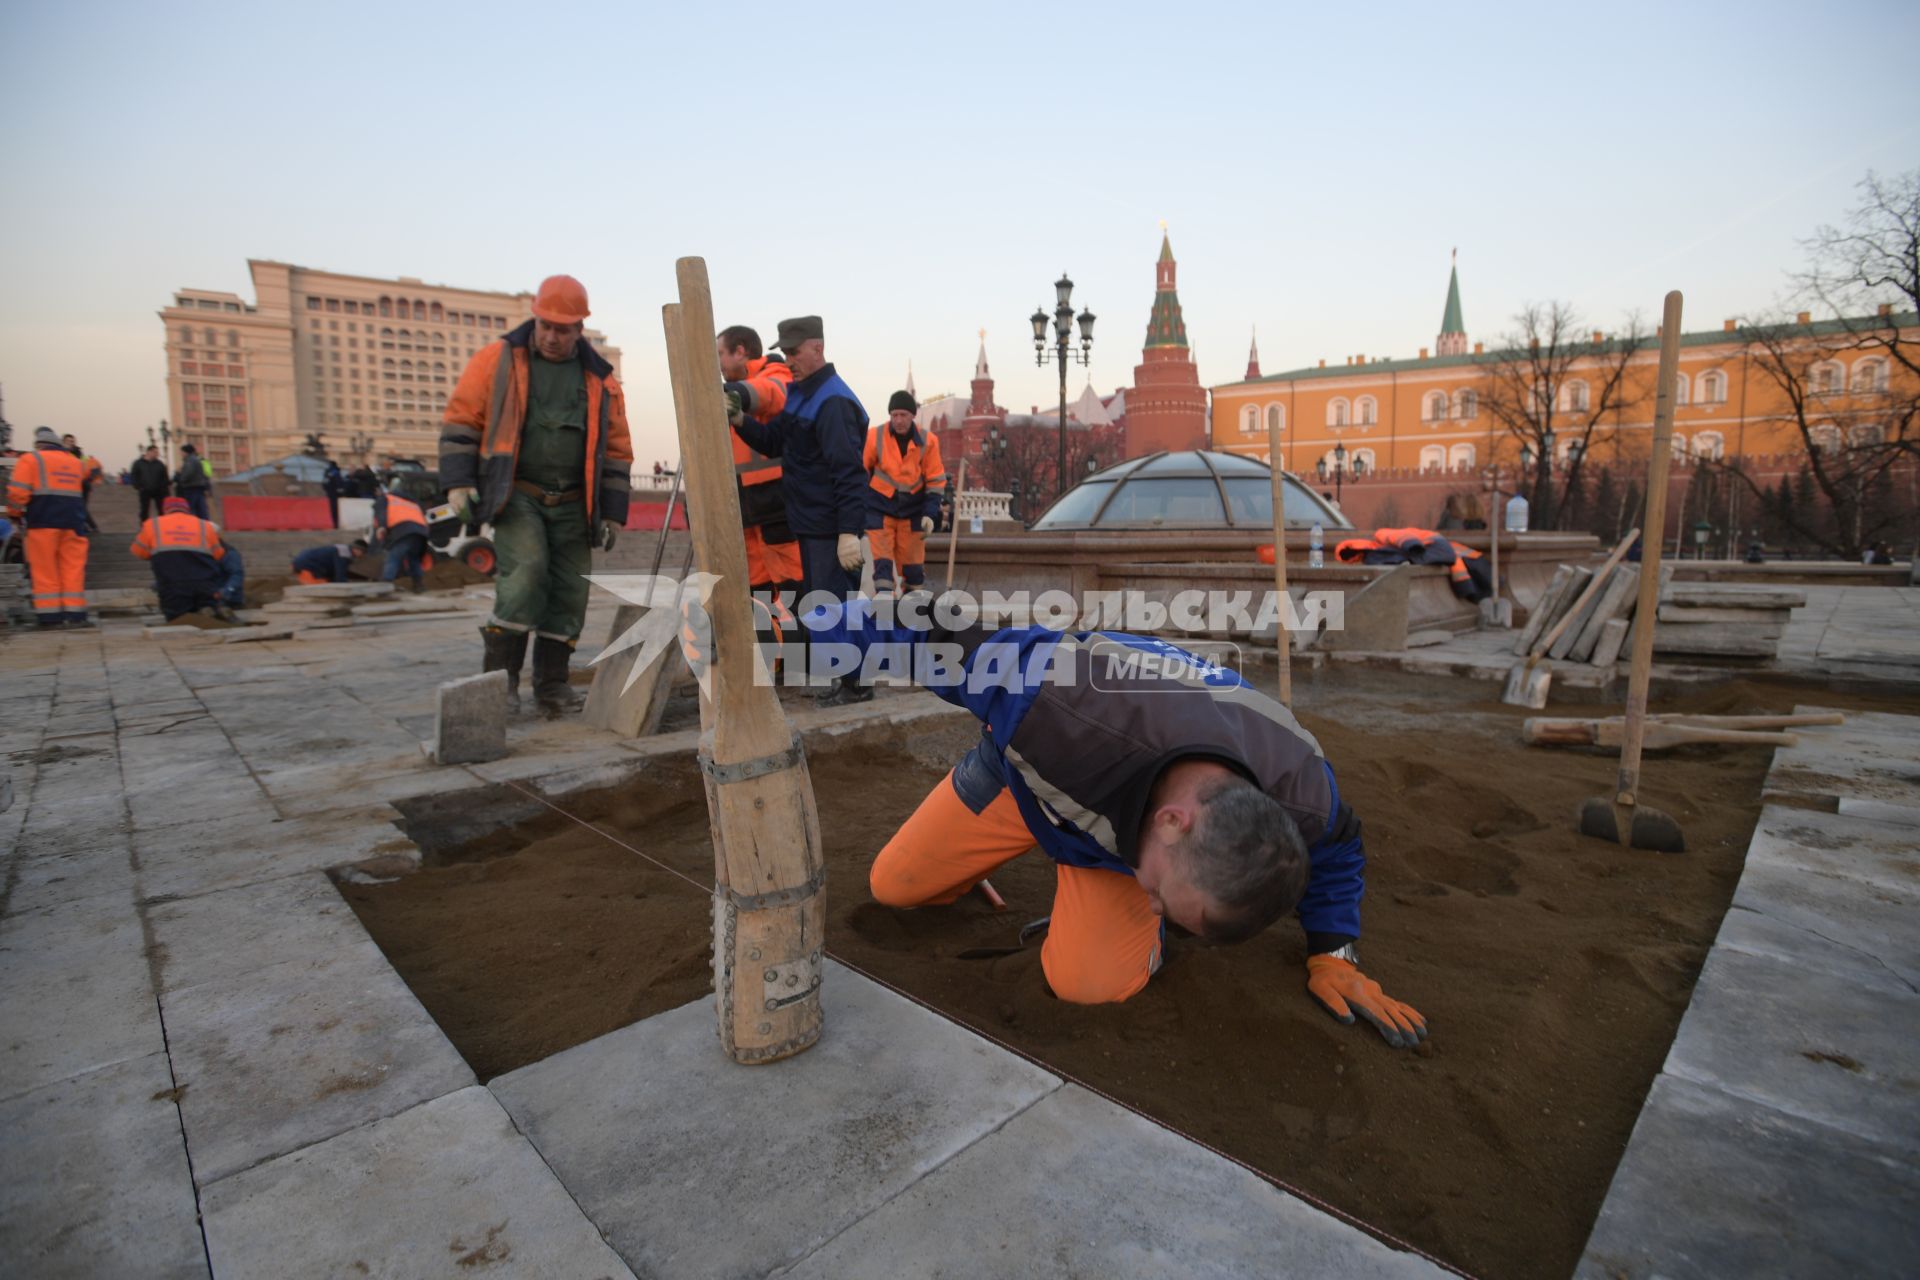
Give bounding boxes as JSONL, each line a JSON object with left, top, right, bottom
{"left": 6, "top": 448, "right": 91, "bottom": 531}
{"left": 131, "top": 513, "right": 226, "bottom": 561}
{"left": 863, "top": 425, "right": 947, "bottom": 521}
{"left": 732, "top": 356, "right": 793, "bottom": 530}
{"left": 439, "top": 321, "right": 635, "bottom": 527}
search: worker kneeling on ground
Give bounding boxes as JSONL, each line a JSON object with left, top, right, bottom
{"left": 863, "top": 390, "right": 946, "bottom": 595}
{"left": 292, "top": 539, "right": 370, "bottom": 585}
{"left": 788, "top": 595, "right": 1426, "bottom": 1045}
{"left": 132, "top": 497, "right": 229, "bottom": 621}
{"left": 440, "top": 274, "right": 633, "bottom": 714}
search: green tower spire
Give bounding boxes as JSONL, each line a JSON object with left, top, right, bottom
{"left": 1440, "top": 251, "right": 1465, "bottom": 336}
{"left": 1145, "top": 225, "right": 1189, "bottom": 349}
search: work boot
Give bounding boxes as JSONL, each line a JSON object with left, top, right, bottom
{"left": 482, "top": 627, "right": 529, "bottom": 712}
{"left": 814, "top": 674, "right": 874, "bottom": 708}
{"left": 65, "top": 615, "right": 97, "bottom": 630}
{"left": 532, "top": 635, "right": 583, "bottom": 715}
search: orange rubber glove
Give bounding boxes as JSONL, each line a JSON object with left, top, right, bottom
{"left": 1306, "top": 954, "right": 1427, "bottom": 1048}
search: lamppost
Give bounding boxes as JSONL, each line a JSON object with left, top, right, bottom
{"left": 1315, "top": 441, "right": 1351, "bottom": 505}
{"left": 158, "top": 419, "right": 172, "bottom": 469}
{"left": 1031, "top": 273, "right": 1095, "bottom": 507}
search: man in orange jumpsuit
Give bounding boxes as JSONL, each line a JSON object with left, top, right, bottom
{"left": 718, "top": 325, "right": 801, "bottom": 628}
{"left": 5, "top": 426, "right": 93, "bottom": 629}
{"left": 131, "top": 496, "right": 228, "bottom": 621}
{"left": 862, "top": 391, "right": 947, "bottom": 595}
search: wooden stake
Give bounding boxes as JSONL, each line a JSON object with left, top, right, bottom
{"left": 662, "top": 260, "right": 825, "bottom": 1064}
{"left": 1264, "top": 423, "right": 1292, "bottom": 706}
{"left": 1614, "top": 293, "right": 1683, "bottom": 846}
{"left": 943, "top": 458, "right": 968, "bottom": 591}
{"left": 1488, "top": 467, "right": 1501, "bottom": 610}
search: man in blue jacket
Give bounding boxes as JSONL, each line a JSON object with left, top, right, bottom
{"left": 726, "top": 315, "right": 872, "bottom": 704}
{"left": 800, "top": 594, "right": 1426, "bottom": 1047}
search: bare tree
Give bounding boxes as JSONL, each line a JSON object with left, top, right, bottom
{"left": 1797, "top": 169, "right": 1920, "bottom": 396}
{"left": 1474, "top": 302, "right": 1649, "bottom": 529}
{"left": 1706, "top": 317, "right": 1911, "bottom": 558}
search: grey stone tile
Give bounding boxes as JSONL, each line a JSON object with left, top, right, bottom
{"left": 1838, "top": 796, "right": 1920, "bottom": 827}
{"left": 0, "top": 890, "right": 162, "bottom": 1100}
{"left": 1664, "top": 943, "right": 1919, "bottom": 1151}
{"left": 136, "top": 807, "right": 409, "bottom": 902}
{"left": 8, "top": 836, "right": 135, "bottom": 915}
{"left": 0, "top": 1052, "right": 206, "bottom": 1279}
{"left": 492, "top": 963, "right": 1060, "bottom": 1280}
{"left": 149, "top": 872, "right": 372, "bottom": 994}
{"left": 780, "top": 1083, "right": 1447, "bottom": 1280}
{"left": 164, "top": 931, "right": 472, "bottom": 1184}
{"left": 201, "top": 1087, "right": 634, "bottom": 1280}
{"left": 1577, "top": 1073, "right": 1920, "bottom": 1280}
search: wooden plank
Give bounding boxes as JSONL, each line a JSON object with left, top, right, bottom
{"left": 1664, "top": 584, "right": 1807, "bottom": 609}
{"left": 1655, "top": 604, "right": 1794, "bottom": 625}
{"left": 1621, "top": 564, "right": 1675, "bottom": 655}
{"left": 1571, "top": 565, "right": 1640, "bottom": 662}
{"left": 1652, "top": 621, "right": 1787, "bottom": 657}
{"left": 1589, "top": 616, "right": 1630, "bottom": 667}
{"left": 1548, "top": 565, "right": 1608, "bottom": 659}
{"left": 1514, "top": 564, "right": 1575, "bottom": 655}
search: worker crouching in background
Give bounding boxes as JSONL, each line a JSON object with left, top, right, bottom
{"left": 440, "top": 274, "right": 633, "bottom": 714}
{"left": 863, "top": 390, "right": 946, "bottom": 595}
{"left": 132, "top": 497, "right": 229, "bottom": 621}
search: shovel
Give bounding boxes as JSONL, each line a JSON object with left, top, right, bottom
{"left": 1579, "top": 290, "right": 1687, "bottom": 853}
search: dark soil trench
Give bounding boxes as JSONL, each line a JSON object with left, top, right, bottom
{"left": 339, "top": 670, "right": 1917, "bottom": 1280}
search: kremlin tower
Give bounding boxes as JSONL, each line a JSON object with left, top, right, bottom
{"left": 1125, "top": 229, "right": 1210, "bottom": 457}
{"left": 1436, "top": 250, "right": 1468, "bottom": 357}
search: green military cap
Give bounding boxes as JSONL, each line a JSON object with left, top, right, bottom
{"left": 771, "top": 316, "right": 824, "bottom": 350}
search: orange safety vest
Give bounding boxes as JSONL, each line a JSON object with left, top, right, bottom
{"left": 731, "top": 356, "right": 793, "bottom": 489}
{"left": 381, "top": 495, "right": 427, "bottom": 530}
{"left": 6, "top": 448, "right": 86, "bottom": 506}
{"left": 864, "top": 425, "right": 947, "bottom": 506}
{"left": 131, "top": 512, "right": 226, "bottom": 561}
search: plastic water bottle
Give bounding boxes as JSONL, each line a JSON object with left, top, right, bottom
{"left": 1505, "top": 493, "right": 1530, "bottom": 534}
{"left": 1309, "top": 522, "right": 1325, "bottom": 569}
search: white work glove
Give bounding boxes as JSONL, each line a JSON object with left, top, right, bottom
{"left": 836, "top": 532, "right": 863, "bottom": 572}
{"left": 919, "top": 516, "right": 936, "bottom": 535}
{"left": 447, "top": 487, "right": 478, "bottom": 521}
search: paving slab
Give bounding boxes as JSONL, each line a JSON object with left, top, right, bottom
{"left": 7, "top": 836, "right": 136, "bottom": 915}
{"left": 1664, "top": 937, "right": 1919, "bottom": 1149}
{"left": 1837, "top": 796, "right": 1920, "bottom": 826}
{"left": 780, "top": 1082, "right": 1446, "bottom": 1280}
{"left": 430, "top": 670, "right": 509, "bottom": 765}
{"left": 1577, "top": 1073, "right": 1920, "bottom": 1280}
{"left": 492, "top": 963, "right": 1062, "bottom": 1280}
{"left": 0, "top": 1051, "right": 207, "bottom": 1279}
{"left": 201, "top": 1086, "right": 632, "bottom": 1279}
{"left": 138, "top": 806, "right": 411, "bottom": 903}
{"left": 163, "top": 920, "right": 473, "bottom": 1184}
{"left": 148, "top": 871, "right": 376, "bottom": 994}
{"left": 0, "top": 890, "right": 163, "bottom": 1100}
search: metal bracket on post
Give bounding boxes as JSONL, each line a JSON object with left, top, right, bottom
{"left": 698, "top": 732, "right": 804, "bottom": 786}
{"left": 761, "top": 949, "right": 823, "bottom": 1012}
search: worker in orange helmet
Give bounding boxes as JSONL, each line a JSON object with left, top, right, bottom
{"left": 131, "top": 496, "right": 229, "bottom": 621}
{"left": 440, "top": 274, "right": 635, "bottom": 714}
{"left": 5, "top": 426, "right": 94, "bottom": 628}
{"left": 717, "top": 324, "right": 800, "bottom": 646}
{"left": 863, "top": 390, "right": 947, "bottom": 595}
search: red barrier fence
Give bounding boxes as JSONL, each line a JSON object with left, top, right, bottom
{"left": 221, "top": 496, "right": 335, "bottom": 531}
{"left": 624, "top": 499, "right": 688, "bottom": 531}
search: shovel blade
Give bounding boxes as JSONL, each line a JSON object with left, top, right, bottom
{"left": 1577, "top": 796, "right": 1686, "bottom": 852}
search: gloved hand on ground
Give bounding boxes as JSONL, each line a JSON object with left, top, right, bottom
{"left": 836, "top": 532, "right": 863, "bottom": 572}
{"left": 596, "top": 520, "right": 618, "bottom": 552}
{"left": 1306, "top": 953, "right": 1427, "bottom": 1048}
{"left": 446, "top": 487, "right": 478, "bottom": 522}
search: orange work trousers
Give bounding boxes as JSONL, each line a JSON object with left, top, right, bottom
{"left": 870, "top": 769, "right": 1163, "bottom": 1004}
{"left": 743, "top": 523, "right": 802, "bottom": 588}
{"left": 26, "top": 527, "right": 89, "bottom": 621}
{"left": 295, "top": 569, "right": 329, "bottom": 585}
{"left": 867, "top": 515, "right": 926, "bottom": 589}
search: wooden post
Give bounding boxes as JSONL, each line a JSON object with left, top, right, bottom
{"left": 1614, "top": 292, "right": 1684, "bottom": 847}
{"left": 1264, "top": 426, "right": 1292, "bottom": 706}
{"left": 662, "top": 260, "right": 825, "bottom": 1063}
{"left": 1487, "top": 466, "right": 1501, "bottom": 606}
{"left": 943, "top": 458, "right": 968, "bottom": 590}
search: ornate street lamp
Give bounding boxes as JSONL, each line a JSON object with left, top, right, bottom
{"left": 1031, "top": 272, "right": 1095, "bottom": 506}
{"left": 1314, "top": 442, "right": 1352, "bottom": 505}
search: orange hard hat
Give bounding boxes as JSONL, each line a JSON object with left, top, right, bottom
{"left": 531, "top": 274, "right": 590, "bottom": 324}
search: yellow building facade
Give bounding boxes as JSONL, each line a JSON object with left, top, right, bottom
{"left": 1211, "top": 262, "right": 1913, "bottom": 480}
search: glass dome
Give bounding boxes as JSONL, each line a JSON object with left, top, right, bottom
{"left": 1030, "top": 451, "right": 1351, "bottom": 531}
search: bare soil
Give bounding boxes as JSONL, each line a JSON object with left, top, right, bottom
{"left": 340, "top": 672, "right": 1919, "bottom": 1280}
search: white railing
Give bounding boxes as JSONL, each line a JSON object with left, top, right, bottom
{"left": 956, "top": 489, "right": 1012, "bottom": 521}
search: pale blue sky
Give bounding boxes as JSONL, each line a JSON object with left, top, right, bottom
{"left": 3, "top": 0, "right": 1916, "bottom": 467}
